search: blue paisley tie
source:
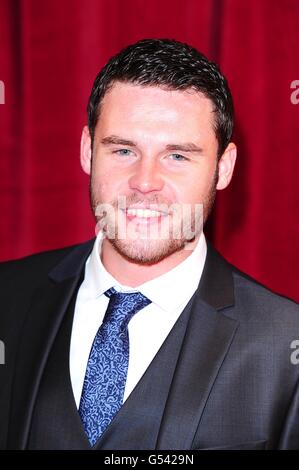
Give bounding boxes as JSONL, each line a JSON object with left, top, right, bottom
{"left": 79, "top": 287, "right": 151, "bottom": 446}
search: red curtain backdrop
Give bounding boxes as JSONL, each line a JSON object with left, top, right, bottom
{"left": 0, "top": 0, "right": 298, "bottom": 301}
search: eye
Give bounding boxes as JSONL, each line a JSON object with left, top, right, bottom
{"left": 169, "top": 153, "right": 188, "bottom": 161}
{"left": 114, "top": 149, "right": 133, "bottom": 156}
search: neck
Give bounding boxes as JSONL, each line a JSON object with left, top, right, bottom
{"left": 101, "top": 237, "right": 200, "bottom": 287}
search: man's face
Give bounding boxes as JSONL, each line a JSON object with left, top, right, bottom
{"left": 81, "top": 82, "right": 236, "bottom": 264}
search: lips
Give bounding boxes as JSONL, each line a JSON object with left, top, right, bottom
{"left": 124, "top": 206, "right": 169, "bottom": 225}
{"left": 126, "top": 208, "right": 166, "bottom": 218}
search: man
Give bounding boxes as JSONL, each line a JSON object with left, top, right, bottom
{"left": 0, "top": 38, "right": 299, "bottom": 450}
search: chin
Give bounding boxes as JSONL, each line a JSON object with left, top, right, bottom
{"left": 109, "top": 237, "right": 187, "bottom": 265}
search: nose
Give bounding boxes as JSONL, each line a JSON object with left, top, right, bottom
{"left": 128, "top": 158, "right": 164, "bottom": 194}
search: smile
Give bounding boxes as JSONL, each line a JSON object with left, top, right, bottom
{"left": 126, "top": 208, "right": 167, "bottom": 218}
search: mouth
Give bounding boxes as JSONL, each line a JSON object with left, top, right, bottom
{"left": 123, "top": 207, "right": 169, "bottom": 224}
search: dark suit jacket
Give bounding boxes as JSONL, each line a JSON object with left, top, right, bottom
{"left": 0, "top": 239, "right": 299, "bottom": 450}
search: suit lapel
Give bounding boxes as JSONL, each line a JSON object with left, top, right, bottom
{"left": 157, "top": 244, "right": 239, "bottom": 449}
{"left": 7, "top": 240, "right": 94, "bottom": 449}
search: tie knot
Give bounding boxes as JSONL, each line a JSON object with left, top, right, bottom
{"left": 104, "top": 287, "right": 118, "bottom": 298}
{"left": 103, "top": 288, "right": 151, "bottom": 328}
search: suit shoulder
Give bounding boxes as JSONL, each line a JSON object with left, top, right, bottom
{"left": 232, "top": 265, "right": 298, "bottom": 304}
{"left": 232, "top": 268, "right": 299, "bottom": 319}
{"left": 0, "top": 240, "right": 92, "bottom": 285}
{"left": 205, "top": 243, "right": 298, "bottom": 313}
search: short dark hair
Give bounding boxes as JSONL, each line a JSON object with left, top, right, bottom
{"left": 88, "top": 38, "right": 234, "bottom": 157}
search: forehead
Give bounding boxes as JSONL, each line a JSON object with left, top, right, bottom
{"left": 96, "top": 82, "right": 215, "bottom": 146}
{"left": 98, "top": 82, "right": 215, "bottom": 125}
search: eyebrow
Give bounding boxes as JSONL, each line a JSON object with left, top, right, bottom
{"left": 101, "top": 136, "right": 137, "bottom": 147}
{"left": 101, "top": 135, "right": 203, "bottom": 154}
{"left": 165, "top": 143, "right": 203, "bottom": 153}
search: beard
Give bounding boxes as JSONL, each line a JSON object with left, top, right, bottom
{"left": 89, "top": 169, "right": 217, "bottom": 266}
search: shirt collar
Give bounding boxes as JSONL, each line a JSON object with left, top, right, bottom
{"left": 82, "top": 232, "right": 207, "bottom": 313}
{"left": 82, "top": 232, "right": 119, "bottom": 299}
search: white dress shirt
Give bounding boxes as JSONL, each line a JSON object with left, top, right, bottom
{"left": 70, "top": 232, "right": 207, "bottom": 407}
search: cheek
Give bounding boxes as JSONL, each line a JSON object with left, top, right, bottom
{"left": 175, "top": 170, "right": 216, "bottom": 204}
{"left": 91, "top": 165, "right": 108, "bottom": 199}
{"left": 91, "top": 165, "right": 126, "bottom": 203}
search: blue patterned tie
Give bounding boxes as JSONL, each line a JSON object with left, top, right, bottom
{"left": 79, "top": 287, "right": 151, "bottom": 446}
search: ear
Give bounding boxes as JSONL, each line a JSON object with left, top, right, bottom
{"left": 216, "top": 142, "right": 237, "bottom": 190}
{"left": 80, "top": 126, "right": 92, "bottom": 175}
